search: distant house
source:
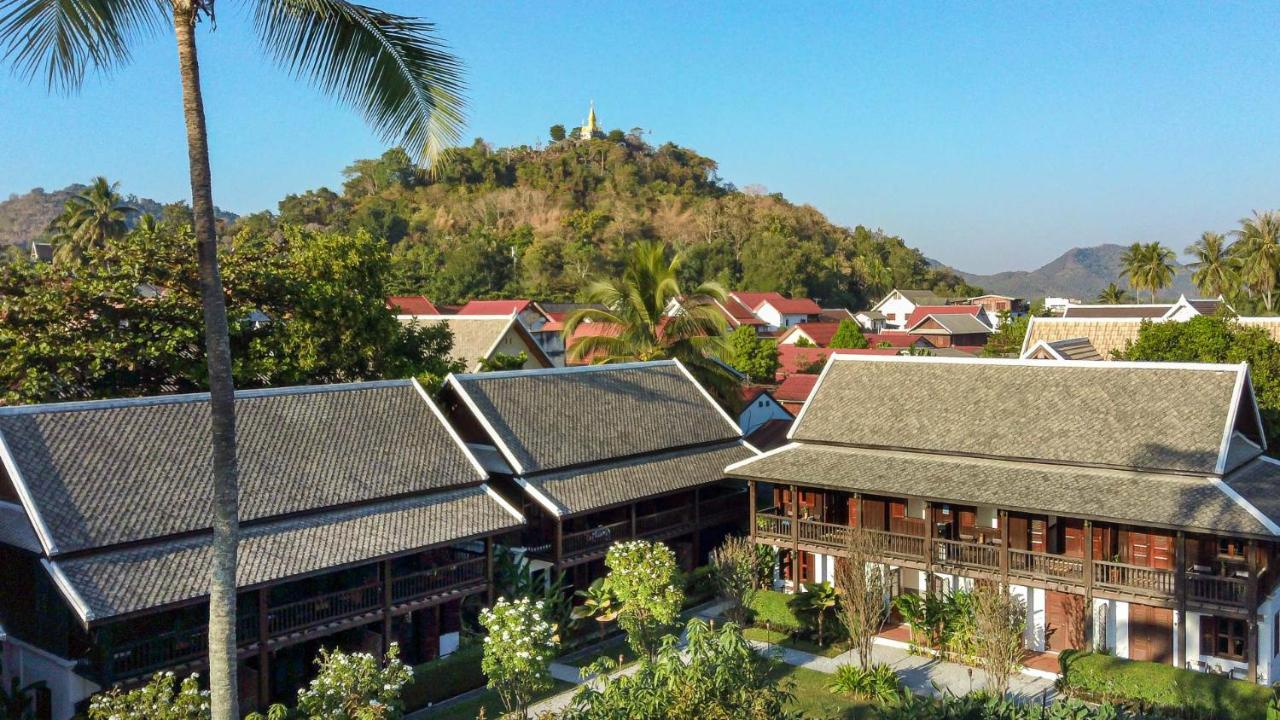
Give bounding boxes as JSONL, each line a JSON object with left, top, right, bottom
{"left": 870, "top": 289, "right": 948, "bottom": 330}
{"left": 967, "top": 294, "right": 1029, "bottom": 328}
{"left": 1062, "top": 303, "right": 1173, "bottom": 319}
{"left": 439, "top": 361, "right": 756, "bottom": 589}
{"left": 904, "top": 304, "right": 994, "bottom": 330}
{"left": 29, "top": 243, "right": 52, "bottom": 263}
{"left": 776, "top": 322, "right": 842, "bottom": 347}
{"left": 457, "top": 299, "right": 550, "bottom": 331}
{"left": 774, "top": 373, "right": 819, "bottom": 415}
{"left": 905, "top": 311, "right": 994, "bottom": 350}
{"left": 819, "top": 307, "right": 858, "bottom": 324}
{"left": 387, "top": 295, "right": 441, "bottom": 316}
{"left": 400, "top": 314, "right": 553, "bottom": 371}
{"left": 853, "top": 309, "right": 887, "bottom": 332}
{"left": 750, "top": 296, "right": 823, "bottom": 331}
{"left": 1042, "top": 297, "right": 1080, "bottom": 315}
{"left": 739, "top": 387, "right": 792, "bottom": 435}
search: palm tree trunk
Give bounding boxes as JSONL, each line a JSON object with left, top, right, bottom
{"left": 173, "top": 5, "right": 240, "bottom": 719}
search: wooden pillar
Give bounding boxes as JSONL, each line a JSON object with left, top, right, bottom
{"left": 790, "top": 484, "right": 801, "bottom": 590}
{"left": 1175, "top": 531, "right": 1187, "bottom": 669}
{"left": 629, "top": 503, "right": 638, "bottom": 539}
{"left": 851, "top": 493, "right": 861, "bottom": 529}
{"left": 381, "top": 559, "right": 393, "bottom": 657}
{"left": 257, "top": 588, "right": 270, "bottom": 709}
{"left": 553, "top": 519, "right": 563, "bottom": 570}
{"left": 1248, "top": 538, "right": 1260, "bottom": 681}
{"left": 998, "top": 510, "right": 1009, "bottom": 586}
{"left": 692, "top": 488, "right": 702, "bottom": 565}
{"left": 1084, "top": 520, "right": 1095, "bottom": 648}
{"left": 924, "top": 500, "right": 935, "bottom": 590}
{"left": 485, "top": 537, "right": 495, "bottom": 605}
{"left": 748, "top": 481, "right": 758, "bottom": 543}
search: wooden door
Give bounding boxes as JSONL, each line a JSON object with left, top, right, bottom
{"left": 1044, "top": 591, "right": 1086, "bottom": 652}
{"left": 1093, "top": 525, "right": 1114, "bottom": 562}
{"left": 1128, "top": 604, "right": 1174, "bottom": 663}
{"left": 862, "top": 498, "right": 887, "bottom": 531}
{"left": 1124, "top": 530, "right": 1150, "bottom": 566}
{"left": 1061, "top": 519, "right": 1086, "bottom": 558}
{"left": 847, "top": 498, "right": 860, "bottom": 528}
{"left": 1150, "top": 533, "right": 1174, "bottom": 570}
{"left": 1007, "top": 515, "right": 1029, "bottom": 551}
{"left": 1030, "top": 518, "right": 1047, "bottom": 553}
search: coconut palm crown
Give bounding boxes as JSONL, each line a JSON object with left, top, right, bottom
{"left": 562, "top": 241, "right": 739, "bottom": 407}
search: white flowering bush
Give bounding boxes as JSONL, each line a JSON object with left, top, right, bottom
{"left": 604, "top": 540, "right": 684, "bottom": 658}
{"left": 480, "top": 596, "right": 559, "bottom": 719}
{"left": 291, "top": 643, "right": 412, "bottom": 719}
{"left": 87, "top": 671, "right": 210, "bottom": 720}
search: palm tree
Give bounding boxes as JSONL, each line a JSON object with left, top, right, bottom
{"left": 1120, "top": 242, "right": 1175, "bottom": 302}
{"left": 1, "top": 4, "right": 465, "bottom": 718}
{"left": 791, "top": 582, "right": 840, "bottom": 647}
{"left": 562, "top": 241, "right": 739, "bottom": 405}
{"left": 1119, "top": 242, "right": 1146, "bottom": 301}
{"left": 50, "top": 176, "right": 135, "bottom": 264}
{"left": 1233, "top": 211, "right": 1280, "bottom": 312}
{"left": 1185, "top": 231, "right": 1236, "bottom": 299}
{"left": 1096, "top": 282, "right": 1130, "bottom": 304}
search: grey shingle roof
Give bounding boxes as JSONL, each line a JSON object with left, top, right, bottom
{"left": 794, "top": 357, "right": 1245, "bottom": 475}
{"left": 449, "top": 361, "right": 741, "bottom": 475}
{"left": 526, "top": 441, "right": 753, "bottom": 516}
{"left": 1063, "top": 305, "right": 1173, "bottom": 319}
{"left": 0, "top": 381, "right": 484, "bottom": 555}
{"left": 1048, "top": 338, "right": 1103, "bottom": 361}
{"left": 54, "top": 487, "right": 519, "bottom": 621}
{"left": 910, "top": 314, "right": 993, "bottom": 335}
{"left": 1223, "top": 458, "right": 1280, "bottom": 534}
{"left": 727, "top": 444, "right": 1275, "bottom": 537}
{"left": 0, "top": 502, "right": 40, "bottom": 553}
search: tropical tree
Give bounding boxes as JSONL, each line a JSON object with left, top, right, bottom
{"left": 828, "top": 318, "right": 869, "bottom": 349}
{"left": 571, "top": 578, "right": 617, "bottom": 642}
{"left": 1185, "top": 231, "right": 1236, "bottom": 299}
{"left": 1234, "top": 211, "right": 1280, "bottom": 312}
{"left": 480, "top": 597, "right": 559, "bottom": 720}
{"left": 49, "top": 176, "right": 135, "bottom": 264}
{"left": 1096, "top": 282, "right": 1130, "bottom": 304}
{"left": 0, "top": 4, "right": 465, "bottom": 718}
{"left": 708, "top": 535, "right": 760, "bottom": 626}
{"left": 791, "top": 581, "right": 840, "bottom": 647}
{"left": 562, "top": 241, "right": 738, "bottom": 405}
{"left": 1120, "top": 242, "right": 1175, "bottom": 302}
{"left": 604, "top": 540, "right": 685, "bottom": 659}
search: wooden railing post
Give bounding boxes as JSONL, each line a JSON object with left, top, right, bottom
{"left": 553, "top": 520, "right": 563, "bottom": 570}
{"left": 630, "top": 504, "right": 638, "bottom": 539}
{"left": 257, "top": 588, "right": 270, "bottom": 709}
{"left": 999, "top": 510, "right": 1009, "bottom": 586}
{"left": 381, "top": 559, "right": 393, "bottom": 657}
{"left": 1248, "top": 538, "right": 1259, "bottom": 681}
{"left": 924, "top": 501, "right": 935, "bottom": 590}
{"left": 748, "top": 482, "right": 757, "bottom": 543}
{"left": 790, "top": 484, "right": 801, "bottom": 590}
{"left": 1175, "top": 531, "right": 1187, "bottom": 669}
{"left": 1084, "top": 520, "right": 1094, "bottom": 649}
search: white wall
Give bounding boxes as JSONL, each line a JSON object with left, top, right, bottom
{"left": 2, "top": 637, "right": 98, "bottom": 720}
{"left": 877, "top": 295, "right": 917, "bottom": 330}
{"left": 738, "top": 395, "right": 792, "bottom": 435}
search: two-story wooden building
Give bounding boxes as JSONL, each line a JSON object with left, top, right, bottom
{"left": 0, "top": 380, "right": 523, "bottom": 718}
{"left": 728, "top": 354, "right": 1280, "bottom": 683}
{"left": 438, "top": 360, "right": 756, "bottom": 591}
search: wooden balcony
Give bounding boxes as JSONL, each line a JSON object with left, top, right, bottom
{"left": 1187, "top": 573, "right": 1248, "bottom": 609}
{"left": 561, "top": 519, "right": 630, "bottom": 557}
{"left": 934, "top": 538, "right": 999, "bottom": 572}
{"left": 1008, "top": 548, "right": 1085, "bottom": 584}
{"left": 544, "top": 494, "right": 747, "bottom": 563}
{"left": 1093, "top": 560, "right": 1175, "bottom": 597}
{"left": 637, "top": 507, "right": 694, "bottom": 537}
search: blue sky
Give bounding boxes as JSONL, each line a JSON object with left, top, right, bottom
{"left": 2, "top": 1, "right": 1278, "bottom": 273}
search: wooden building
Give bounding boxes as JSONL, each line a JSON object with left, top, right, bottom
{"left": 728, "top": 355, "right": 1280, "bottom": 683}
{"left": 0, "top": 380, "right": 522, "bottom": 718}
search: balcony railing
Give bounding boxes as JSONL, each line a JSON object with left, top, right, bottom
{"left": 562, "top": 520, "right": 630, "bottom": 557}
{"left": 1093, "top": 560, "right": 1175, "bottom": 597}
{"left": 103, "top": 612, "right": 258, "bottom": 682}
{"left": 755, "top": 509, "right": 793, "bottom": 541}
{"left": 699, "top": 492, "right": 746, "bottom": 520}
{"left": 269, "top": 583, "right": 383, "bottom": 637}
{"left": 798, "top": 518, "right": 855, "bottom": 548}
{"left": 865, "top": 528, "right": 927, "bottom": 561}
{"left": 1187, "top": 573, "right": 1248, "bottom": 608}
{"left": 1008, "top": 549, "right": 1085, "bottom": 583}
{"left": 934, "top": 538, "right": 999, "bottom": 571}
{"left": 637, "top": 507, "right": 693, "bottom": 536}
{"left": 391, "top": 556, "right": 487, "bottom": 603}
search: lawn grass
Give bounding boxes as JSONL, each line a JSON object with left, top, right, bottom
{"left": 427, "top": 679, "right": 576, "bottom": 720}
{"left": 771, "top": 664, "right": 876, "bottom": 719}
{"left": 750, "top": 589, "right": 805, "bottom": 631}
{"left": 1060, "top": 650, "right": 1271, "bottom": 720}
{"left": 744, "top": 625, "right": 848, "bottom": 658}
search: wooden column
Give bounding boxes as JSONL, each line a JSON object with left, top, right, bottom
{"left": 851, "top": 493, "right": 861, "bottom": 528}
{"left": 748, "top": 481, "right": 758, "bottom": 543}
{"left": 381, "top": 559, "right": 393, "bottom": 656}
{"left": 924, "top": 500, "right": 935, "bottom": 590}
{"left": 692, "top": 488, "right": 702, "bottom": 565}
{"left": 629, "top": 503, "right": 638, "bottom": 539}
{"left": 1084, "top": 520, "right": 1095, "bottom": 648}
{"left": 790, "top": 484, "right": 801, "bottom": 590}
{"left": 553, "top": 519, "right": 563, "bottom": 570}
{"left": 1175, "top": 531, "right": 1187, "bottom": 669}
{"left": 998, "top": 510, "right": 1009, "bottom": 586}
{"left": 257, "top": 588, "right": 270, "bottom": 709}
{"left": 485, "top": 537, "right": 495, "bottom": 605}
{"left": 1248, "top": 538, "right": 1260, "bottom": 681}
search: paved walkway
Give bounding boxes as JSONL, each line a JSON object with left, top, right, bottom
{"left": 413, "top": 600, "right": 1057, "bottom": 717}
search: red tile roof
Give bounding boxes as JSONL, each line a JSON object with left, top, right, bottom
{"left": 904, "top": 304, "right": 983, "bottom": 329}
{"left": 742, "top": 386, "right": 771, "bottom": 404}
{"left": 387, "top": 295, "right": 440, "bottom": 315}
{"left": 781, "top": 322, "right": 841, "bottom": 347}
{"left": 457, "top": 299, "right": 535, "bottom": 316}
{"left": 729, "top": 291, "right": 788, "bottom": 312}
{"left": 774, "top": 373, "right": 819, "bottom": 403}
{"left": 776, "top": 346, "right": 835, "bottom": 378}
{"left": 863, "top": 332, "right": 932, "bottom": 348}
{"left": 759, "top": 296, "right": 823, "bottom": 315}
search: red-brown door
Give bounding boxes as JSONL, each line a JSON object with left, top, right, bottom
{"left": 1128, "top": 604, "right": 1174, "bottom": 663}
{"left": 848, "top": 498, "right": 860, "bottom": 528}
{"left": 1062, "top": 519, "right": 1086, "bottom": 558}
{"left": 1030, "top": 518, "right": 1047, "bottom": 553}
{"left": 862, "top": 498, "right": 887, "bottom": 531}
{"left": 1007, "top": 515, "right": 1029, "bottom": 551}
{"left": 1044, "top": 591, "right": 1086, "bottom": 652}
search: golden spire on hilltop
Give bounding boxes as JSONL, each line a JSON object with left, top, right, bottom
{"left": 581, "top": 100, "right": 600, "bottom": 140}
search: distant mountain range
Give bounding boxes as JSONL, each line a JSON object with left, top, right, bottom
{"left": 935, "top": 244, "right": 1197, "bottom": 301}
{"left": 0, "top": 185, "right": 238, "bottom": 249}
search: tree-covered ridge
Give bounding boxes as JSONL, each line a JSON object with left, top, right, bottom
{"left": 255, "top": 131, "right": 979, "bottom": 307}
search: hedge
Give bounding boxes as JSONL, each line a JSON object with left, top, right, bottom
{"left": 1059, "top": 650, "right": 1271, "bottom": 720}
{"left": 748, "top": 589, "right": 804, "bottom": 631}
{"left": 401, "top": 644, "right": 485, "bottom": 711}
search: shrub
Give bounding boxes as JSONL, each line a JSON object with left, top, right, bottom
{"left": 88, "top": 672, "right": 209, "bottom": 720}
{"left": 708, "top": 536, "right": 758, "bottom": 623}
{"left": 294, "top": 644, "right": 413, "bottom": 719}
{"left": 880, "top": 690, "right": 1147, "bottom": 719}
{"left": 480, "top": 597, "right": 560, "bottom": 720}
{"left": 401, "top": 644, "right": 484, "bottom": 710}
{"left": 827, "top": 662, "right": 902, "bottom": 704}
{"left": 683, "top": 564, "right": 718, "bottom": 608}
{"left": 749, "top": 589, "right": 804, "bottom": 632}
{"left": 1059, "top": 650, "right": 1270, "bottom": 720}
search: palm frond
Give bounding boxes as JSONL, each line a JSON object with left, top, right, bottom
{"left": 0, "top": 0, "right": 166, "bottom": 93}
{"left": 254, "top": 0, "right": 465, "bottom": 168}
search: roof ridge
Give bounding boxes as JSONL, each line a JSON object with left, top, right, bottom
{"left": 450, "top": 359, "right": 676, "bottom": 382}
{"left": 827, "top": 352, "right": 1246, "bottom": 374}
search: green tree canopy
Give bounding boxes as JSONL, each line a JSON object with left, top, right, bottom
{"left": 828, "top": 319, "right": 869, "bottom": 349}
{"left": 726, "top": 326, "right": 779, "bottom": 382}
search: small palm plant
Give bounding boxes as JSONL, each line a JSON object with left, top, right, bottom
{"left": 792, "top": 581, "right": 840, "bottom": 647}
{"left": 571, "top": 578, "right": 618, "bottom": 642}
{"left": 828, "top": 662, "right": 902, "bottom": 704}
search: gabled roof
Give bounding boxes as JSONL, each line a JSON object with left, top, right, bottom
{"left": 402, "top": 315, "right": 553, "bottom": 371}
{"left": 728, "top": 291, "right": 787, "bottom": 313}
{"left": 713, "top": 296, "right": 766, "bottom": 326}
{"left": 1020, "top": 316, "right": 1143, "bottom": 358}
{"left": 387, "top": 295, "right": 440, "bottom": 315}
{"left": 863, "top": 332, "right": 933, "bottom": 348}
{"left": 779, "top": 322, "right": 842, "bottom": 347}
{"left": 1062, "top": 303, "right": 1173, "bottom": 319}
{"left": 907, "top": 313, "right": 994, "bottom": 336}
{"left": 757, "top": 296, "right": 823, "bottom": 315}
{"left": 746, "top": 418, "right": 793, "bottom": 451}
{"left": 0, "top": 381, "right": 489, "bottom": 557}
{"left": 1165, "top": 294, "right": 1232, "bottom": 319}
{"left": 820, "top": 308, "right": 859, "bottom": 323}
{"left": 904, "top": 305, "right": 988, "bottom": 329}
{"left": 534, "top": 302, "right": 607, "bottom": 322}
{"left": 871, "top": 289, "right": 946, "bottom": 311}
{"left": 446, "top": 361, "right": 741, "bottom": 476}
{"left": 789, "top": 355, "right": 1262, "bottom": 476}
{"left": 854, "top": 309, "right": 886, "bottom": 320}
{"left": 1022, "top": 337, "right": 1103, "bottom": 362}
{"left": 457, "top": 299, "right": 539, "bottom": 317}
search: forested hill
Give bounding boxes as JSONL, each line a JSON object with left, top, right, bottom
{"left": 251, "top": 132, "right": 978, "bottom": 308}
{"left": 0, "top": 184, "right": 238, "bottom": 250}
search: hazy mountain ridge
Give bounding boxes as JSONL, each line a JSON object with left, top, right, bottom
{"left": 0, "top": 185, "right": 239, "bottom": 249}
{"left": 937, "top": 244, "right": 1197, "bottom": 301}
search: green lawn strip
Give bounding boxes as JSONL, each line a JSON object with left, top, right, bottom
{"left": 771, "top": 664, "right": 876, "bottom": 719}
{"left": 427, "top": 679, "right": 577, "bottom": 720}
{"left": 1060, "top": 650, "right": 1270, "bottom": 720}
{"left": 743, "top": 625, "right": 847, "bottom": 658}
{"left": 403, "top": 645, "right": 485, "bottom": 711}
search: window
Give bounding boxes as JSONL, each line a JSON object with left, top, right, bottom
{"left": 1200, "top": 616, "right": 1247, "bottom": 660}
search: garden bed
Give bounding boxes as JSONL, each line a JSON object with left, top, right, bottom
{"left": 1058, "top": 650, "right": 1271, "bottom": 720}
